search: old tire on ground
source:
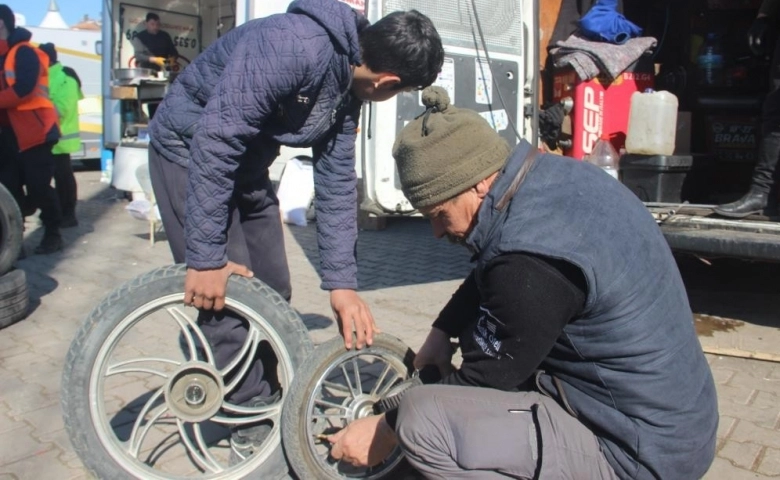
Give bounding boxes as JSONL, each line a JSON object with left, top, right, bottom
{"left": 0, "top": 269, "right": 29, "bottom": 329}
{"left": 0, "top": 182, "right": 23, "bottom": 276}
{"left": 61, "top": 264, "right": 313, "bottom": 480}
{"left": 282, "top": 333, "right": 416, "bottom": 479}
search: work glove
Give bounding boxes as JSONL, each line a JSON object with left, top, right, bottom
{"left": 150, "top": 56, "right": 166, "bottom": 67}
{"left": 748, "top": 16, "right": 770, "bottom": 56}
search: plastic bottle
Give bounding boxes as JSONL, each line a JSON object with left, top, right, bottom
{"left": 625, "top": 89, "right": 679, "bottom": 155}
{"left": 585, "top": 133, "right": 619, "bottom": 180}
{"left": 697, "top": 33, "right": 725, "bottom": 87}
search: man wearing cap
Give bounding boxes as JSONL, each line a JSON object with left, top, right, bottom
{"left": 328, "top": 87, "right": 718, "bottom": 479}
{"left": 39, "top": 42, "right": 82, "bottom": 228}
{"left": 0, "top": 4, "right": 62, "bottom": 254}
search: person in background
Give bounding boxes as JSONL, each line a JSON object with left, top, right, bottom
{"left": 148, "top": 0, "right": 443, "bottom": 461}
{"left": 131, "top": 12, "right": 179, "bottom": 71}
{"left": 328, "top": 87, "right": 718, "bottom": 479}
{"left": 0, "top": 5, "right": 62, "bottom": 254}
{"left": 715, "top": 0, "right": 780, "bottom": 218}
{"left": 39, "top": 42, "right": 82, "bottom": 228}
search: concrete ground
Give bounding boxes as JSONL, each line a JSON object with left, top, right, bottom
{"left": 0, "top": 170, "right": 778, "bottom": 479}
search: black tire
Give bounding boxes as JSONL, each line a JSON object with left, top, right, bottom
{"left": 61, "top": 264, "right": 314, "bottom": 480}
{"left": 0, "top": 269, "right": 28, "bottom": 329}
{"left": 0, "top": 182, "right": 23, "bottom": 276}
{"left": 282, "top": 333, "right": 416, "bottom": 480}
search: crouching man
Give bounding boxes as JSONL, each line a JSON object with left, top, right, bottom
{"left": 328, "top": 86, "right": 718, "bottom": 479}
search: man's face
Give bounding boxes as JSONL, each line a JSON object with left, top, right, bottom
{"left": 351, "top": 82, "right": 416, "bottom": 103}
{"left": 146, "top": 18, "right": 161, "bottom": 35}
{"left": 419, "top": 191, "right": 479, "bottom": 245}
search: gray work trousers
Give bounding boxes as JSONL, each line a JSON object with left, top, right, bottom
{"left": 395, "top": 385, "right": 619, "bottom": 479}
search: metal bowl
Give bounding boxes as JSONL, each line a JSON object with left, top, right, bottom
{"left": 112, "top": 68, "right": 155, "bottom": 81}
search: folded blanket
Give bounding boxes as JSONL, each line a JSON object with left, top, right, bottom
{"left": 550, "top": 34, "right": 657, "bottom": 81}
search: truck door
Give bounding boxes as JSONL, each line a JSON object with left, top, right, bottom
{"left": 360, "top": 0, "right": 537, "bottom": 215}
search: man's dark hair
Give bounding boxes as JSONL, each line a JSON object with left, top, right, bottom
{"left": 359, "top": 10, "right": 444, "bottom": 90}
{"left": 0, "top": 4, "right": 15, "bottom": 32}
{"left": 146, "top": 12, "right": 160, "bottom": 22}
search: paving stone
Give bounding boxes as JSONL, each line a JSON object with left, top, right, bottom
{"left": 719, "top": 440, "right": 763, "bottom": 471}
{"left": 757, "top": 447, "right": 780, "bottom": 476}
{"left": 703, "top": 456, "right": 768, "bottom": 479}
{"left": 21, "top": 404, "right": 65, "bottom": 438}
{"left": 2, "top": 385, "right": 58, "bottom": 418}
{"left": 0, "top": 447, "right": 83, "bottom": 480}
{"left": 0, "top": 425, "right": 53, "bottom": 464}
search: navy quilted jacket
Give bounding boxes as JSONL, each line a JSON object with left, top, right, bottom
{"left": 149, "top": 0, "right": 365, "bottom": 290}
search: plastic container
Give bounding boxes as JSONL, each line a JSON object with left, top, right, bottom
{"left": 625, "top": 90, "right": 679, "bottom": 156}
{"left": 618, "top": 154, "right": 693, "bottom": 203}
{"left": 696, "top": 33, "right": 725, "bottom": 87}
{"left": 585, "top": 133, "right": 619, "bottom": 179}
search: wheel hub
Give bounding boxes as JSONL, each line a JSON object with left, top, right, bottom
{"left": 344, "top": 394, "right": 378, "bottom": 421}
{"left": 165, "top": 362, "right": 224, "bottom": 422}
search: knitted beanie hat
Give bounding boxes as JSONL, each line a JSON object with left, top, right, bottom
{"left": 392, "top": 86, "right": 511, "bottom": 208}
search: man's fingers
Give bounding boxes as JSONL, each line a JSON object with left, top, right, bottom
{"left": 329, "top": 440, "right": 343, "bottom": 460}
{"left": 340, "top": 317, "right": 353, "bottom": 349}
{"left": 213, "top": 295, "right": 226, "bottom": 311}
{"left": 353, "top": 316, "right": 367, "bottom": 350}
{"left": 363, "top": 309, "right": 376, "bottom": 346}
{"left": 228, "top": 262, "right": 253, "bottom": 278}
{"left": 201, "top": 297, "right": 214, "bottom": 311}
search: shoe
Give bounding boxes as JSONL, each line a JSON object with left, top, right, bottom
{"left": 61, "top": 215, "right": 78, "bottom": 228}
{"left": 714, "top": 190, "right": 768, "bottom": 218}
{"left": 34, "top": 231, "right": 63, "bottom": 255}
{"left": 229, "top": 390, "right": 281, "bottom": 465}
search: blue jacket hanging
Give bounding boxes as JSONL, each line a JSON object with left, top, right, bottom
{"left": 578, "top": 0, "right": 642, "bottom": 44}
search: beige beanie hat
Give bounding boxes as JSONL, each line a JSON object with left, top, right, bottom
{"left": 392, "top": 86, "right": 511, "bottom": 208}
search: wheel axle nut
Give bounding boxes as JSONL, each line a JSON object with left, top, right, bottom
{"left": 184, "top": 382, "right": 206, "bottom": 406}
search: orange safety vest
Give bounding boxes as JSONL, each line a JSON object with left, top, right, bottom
{"left": 2, "top": 41, "right": 60, "bottom": 151}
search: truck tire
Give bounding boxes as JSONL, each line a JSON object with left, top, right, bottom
{"left": 282, "top": 333, "right": 416, "bottom": 479}
{"left": 61, "top": 264, "right": 313, "bottom": 480}
{"left": 0, "top": 182, "right": 23, "bottom": 276}
{"left": 0, "top": 269, "right": 28, "bottom": 329}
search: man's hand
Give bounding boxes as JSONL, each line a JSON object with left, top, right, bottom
{"left": 150, "top": 56, "right": 167, "bottom": 67}
{"left": 330, "top": 289, "right": 379, "bottom": 350}
{"left": 414, "top": 327, "right": 455, "bottom": 377}
{"left": 328, "top": 415, "right": 397, "bottom": 468}
{"left": 184, "top": 262, "right": 253, "bottom": 311}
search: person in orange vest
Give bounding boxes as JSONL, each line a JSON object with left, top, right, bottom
{"left": 0, "top": 5, "right": 63, "bottom": 254}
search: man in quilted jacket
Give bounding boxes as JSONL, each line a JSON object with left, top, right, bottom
{"left": 148, "top": 0, "right": 443, "bottom": 460}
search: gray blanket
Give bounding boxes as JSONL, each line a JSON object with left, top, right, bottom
{"left": 550, "top": 34, "right": 657, "bottom": 81}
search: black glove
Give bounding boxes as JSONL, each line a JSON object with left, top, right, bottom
{"left": 748, "top": 16, "right": 770, "bottom": 56}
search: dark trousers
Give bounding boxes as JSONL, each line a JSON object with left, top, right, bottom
{"left": 0, "top": 130, "right": 61, "bottom": 230}
{"left": 53, "top": 153, "right": 77, "bottom": 217}
{"left": 753, "top": 37, "right": 780, "bottom": 197}
{"left": 149, "top": 144, "right": 291, "bottom": 405}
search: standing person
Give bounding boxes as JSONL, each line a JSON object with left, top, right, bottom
{"left": 39, "top": 42, "right": 82, "bottom": 228}
{"left": 148, "top": 0, "right": 443, "bottom": 459}
{"left": 0, "top": 5, "right": 62, "bottom": 254}
{"left": 328, "top": 87, "right": 718, "bottom": 479}
{"left": 715, "top": 0, "right": 780, "bottom": 218}
{"left": 131, "top": 12, "right": 179, "bottom": 71}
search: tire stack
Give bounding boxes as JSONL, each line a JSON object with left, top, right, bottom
{"left": 0, "top": 182, "right": 28, "bottom": 329}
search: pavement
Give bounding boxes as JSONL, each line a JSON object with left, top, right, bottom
{"left": 0, "top": 169, "right": 778, "bottom": 479}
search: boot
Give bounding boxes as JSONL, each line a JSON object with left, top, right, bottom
{"left": 60, "top": 213, "right": 78, "bottom": 228}
{"left": 714, "top": 190, "right": 769, "bottom": 218}
{"left": 34, "top": 229, "right": 63, "bottom": 255}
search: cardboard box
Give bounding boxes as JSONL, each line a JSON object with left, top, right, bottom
{"left": 111, "top": 85, "right": 137, "bottom": 99}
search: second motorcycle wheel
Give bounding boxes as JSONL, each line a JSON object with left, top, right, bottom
{"left": 281, "top": 333, "right": 416, "bottom": 479}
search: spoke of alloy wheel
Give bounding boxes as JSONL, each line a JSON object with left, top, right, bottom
{"left": 222, "top": 329, "right": 261, "bottom": 394}
{"left": 369, "top": 362, "right": 393, "bottom": 397}
{"left": 128, "top": 396, "right": 169, "bottom": 457}
{"left": 314, "top": 398, "right": 351, "bottom": 411}
{"left": 351, "top": 358, "right": 363, "bottom": 394}
{"left": 176, "top": 419, "right": 223, "bottom": 473}
{"left": 376, "top": 371, "right": 403, "bottom": 397}
{"left": 167, "top": 307, "right": 215, "bottom": 364}
{"left": 212, "top": 403, "right": 281, "bottom": 426}
{"left": 106, "top": 357, "right": 179, "bottom": 378}
{"left": 322, "top": 380, "right": 352, "bottom": 395}
{"left": 312, "top": 414, "right": 350, "bottom": 421}
{"left": 340, "top": 363, "right": 358, "bottom": 398}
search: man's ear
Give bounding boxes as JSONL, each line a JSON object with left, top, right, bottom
{"left": 474, "top": 176, "right": 493, "bottom": 199}
{"left": 373, "top": 73, "right": 402, "bottom": 90}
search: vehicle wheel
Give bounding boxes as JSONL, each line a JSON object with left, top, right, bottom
{"left": 282, "top": 333, "right": 416, "bottom": 479}
{"left": 0, "top": 182, "right": 23, "bottom": 276}
{"left": 61, "top": 264, "right": 313, "bottom": 480}
{"left": 0, "top": 269, "right": 28, "bottom": 329}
